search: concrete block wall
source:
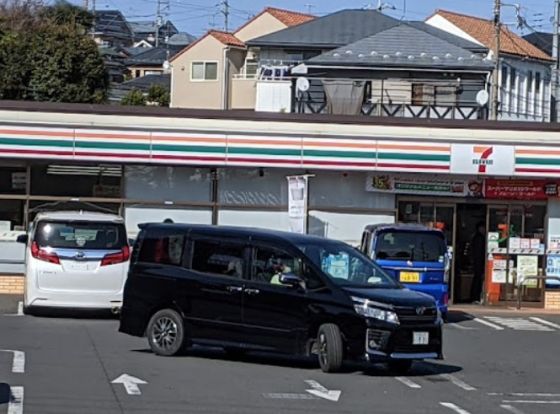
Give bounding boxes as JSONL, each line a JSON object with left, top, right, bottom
{"left": 0, "top": 275, "right": 24, "bottom": 295}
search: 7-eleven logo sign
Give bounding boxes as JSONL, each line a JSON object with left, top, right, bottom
{"left": 472, "top": 146, "right": 494, "bottom": 173}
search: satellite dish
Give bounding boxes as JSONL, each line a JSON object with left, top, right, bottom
{"left": 476, "top": 89, "right": 489, "bottom": 106}
{"left": 296, "top": 77, "right": 310, "bottom": 92}
{"left": 163, "top": 60, "right": 170, "bottom": 70}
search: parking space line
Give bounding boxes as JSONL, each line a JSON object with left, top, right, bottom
{"left": 8, "top": 386, "right": 24, "bottom": 414}
{"left": 440, "top": 402, "right": 472, "bottom": 414}
{"left": 439, "top": 374, "right": 476, "bottom": 391}
{"left": 17, "top": 301, "right": 23, "bottom": 316}
{"left": 0, "top": 350, "right": 25, "bottom": 373}
{"left": 529, "top": 317, "right": 560, "bottom": 330}
{"left": 500, "top": 404, "right": 525, "bottom": 414}
{"left": 446, "top": 323, "right": 476, "bottom": 330}
{"left": 473, "top": 318, "right": 505, "bottom": 330}
{"left": 263, "top": 393, "right": 315, "bottom": 400}
{"left": 395, "top": 376, "right": 422, "bottom": 389}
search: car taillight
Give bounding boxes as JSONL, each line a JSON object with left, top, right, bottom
{"left": 443, "top": 292, "right": 449, "bottom": 305}
{"left": 101, "top": 246, "right": 130, "bottom": 266}
{"left": 31, "top": 241, "right": 60, "bottom": 265}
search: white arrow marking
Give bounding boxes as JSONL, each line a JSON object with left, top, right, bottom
{"left": 439, "top": 373, "right": 476, "bottom": 391}
{"left": 500, "top": 405, "right": 526, "bottom": 414}
{"left": 395, "top": 376, "right": 422, "bottom": 389}
{"left": 111, "top": 374, "right": 147, "bottom": 396}
{"left": 8, "top": 386, "right": 24, "bottom": 414}
{"left": 304, "top": 380, "right": 341, "bottom": 402}
{"left": 440, "top": 402, "right": 472, "bottom": 414}
{"left": 0, "top": 349, "right": 25, "bottom": 373}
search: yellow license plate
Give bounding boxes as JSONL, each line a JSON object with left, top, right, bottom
{"left": 400, "top": 272, "right": 420, "bottom": 283}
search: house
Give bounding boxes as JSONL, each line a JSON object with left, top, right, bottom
{"left": 523, "top": 32, "right": 553, "bottom": 57}
{"left": 93, "top": 10, "right": 133, "bottom": 48}
{"left": 126, "top": 46, "right": 184, "bottom": 79}
{"left": 426, "top": 10, "right": 554, "bottom": 122}
{"left": 292, "top": 22, "right": 493, "bottom": 119}
{"left": 169, "top": 7, "right": 314, "bottom": 110}
{"left": 109, "top": 74, "right": 170, "bottom": 104}
{"left": 128, "top": 20, "right": 190, "bottom": 47}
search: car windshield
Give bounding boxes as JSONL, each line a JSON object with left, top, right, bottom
{"left": 35, "top": 221, "right": 127, "bottom": 250}
{"left": 375, "top": 230, "right": 446, "bottom": 262}
{"left": 297, "top": 240, "right": 400, "bottom": 288}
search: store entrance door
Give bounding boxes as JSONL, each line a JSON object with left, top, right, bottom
{"left": 454, "top": 204, "right": 487, "bottom": 303}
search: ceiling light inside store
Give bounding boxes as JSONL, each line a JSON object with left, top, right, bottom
{"left": 46, "top": 164, "right": 122, "bottom": 177}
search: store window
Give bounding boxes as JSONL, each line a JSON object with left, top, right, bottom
{"left": 31, "top": 164, "right": 122, "bottom": 198}
{"left": 0, "top": 166, "right": 27, "bottom": 195}
{"left": 0, "top": 200, "right": 25, "bottom": 231}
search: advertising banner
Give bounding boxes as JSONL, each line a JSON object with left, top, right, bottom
{"left": 483, "top": 179, "right": 559, "bottom": 200}
{"left": 287, "top": 175, "right": 308, "bottom": 234}
{"left": 366, "top": 173, "right": 482, "bottom": 197}
{"left": 546, "top": 255, "right": 560, "bottom": 286}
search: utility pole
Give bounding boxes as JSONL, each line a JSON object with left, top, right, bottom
{"left": 490, "top": 0, "right": 501, "bottom": 120}
{"left": 304, "top": 4, "right": 315, "bottom": 14}
{"left": 83, "top": 0, "right": 88, "bottom": 10}
{"left": 220, "top": 0, "right": 230, "bottom": 32}
{"left": 155, "top": 0, "right": 162, "bottom": 47}
{"left": 552, "top": 0, "right": 560, "bottom": 122}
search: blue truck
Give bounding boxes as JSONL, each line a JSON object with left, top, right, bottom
{"left": 360, "top": 223, "right": 450, "bottom": 319}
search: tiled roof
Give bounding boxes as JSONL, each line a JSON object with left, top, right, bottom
{"left": 209, "top": 30, "right": 245, "bottom": 48}
{"left": 433, "top": 9, "right": 552, "bottom": 61}
{"left": 169, "top": 30, "right": 245, "bottom": 63}
{"left": 265, "top": 7, "right": 315, "bottom": 27}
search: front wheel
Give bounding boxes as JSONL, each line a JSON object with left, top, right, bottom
{"left": 317, "top": 323, "right": 344, "bottom": 373}
{"left": 147, "top": 309, "right": 187, "bottom": 356}
{"left": 388, "top": 360, "right": 413, "bottom": 374}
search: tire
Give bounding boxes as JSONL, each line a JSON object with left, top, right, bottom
{"left": 317, "top": 323, "right": 344, "bottom": 373}
{"left": 22, "top": 305, "right": 34, "bottom": 316}
{"left": 146, "top": 309, "right": 187, "bottom": 356}
{"left": 388, "top": 360, "right": 413, "bottom": 374}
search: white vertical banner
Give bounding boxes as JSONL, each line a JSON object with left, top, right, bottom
{"left": 287, "top": 175, "right": 309, "bottom": 234}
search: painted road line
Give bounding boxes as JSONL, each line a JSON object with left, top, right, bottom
{"left": 395, "top": 376, "right": 422, "bottom": 389}
{"left": 490, "top": 393, "right": 560, "bottom": 397}
{"left": 502, "top": 400, "right": 560, "bottom": 404}
{"left": 484, "top": 317, "right": 553, "bottom": 332}
{"left": 439, "top": 374, "right": 476, "bottom": 391}
{"left": 440, "top": 402, "right": 472, "bottom": 414}
{"left": 0, "top": 349, "right": 25, "bottom": 373}
{"left": 263, "top": 393, "right": 315, "bottom": 400}
{"left": 446, "top": 323, "right": 476, "bottom": 330}
{"left": 304, "top": 380, "right": 341, "bottom": 402}
{"left": 8, "top": 386, "right": 24, "bottom": 414}
{"left": 473, "top": 318, "right": 505, "bottom": 330}
{"left": 529, "top": 317, "right": 560, "bottom": 330}
{"left": 111, "top": 374, "right": 147, "bottom": 396}
{"left": 500, "top": 404, "right": 526, "bottom": 414}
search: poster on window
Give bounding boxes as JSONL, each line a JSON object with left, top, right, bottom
{"left": 517, "top": 255, "right": 539, "bottom": 287}
{"left": 546, "top": 255, "right": 560, "bottom": 286}
{"left": 287, "top": 175, "right": 308, "bottom": 234}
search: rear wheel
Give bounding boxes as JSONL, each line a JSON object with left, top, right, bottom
{"left": 317, "top": 323, "right": 344, "bottom": 373}
{"left": 147, "top": 309, "right": 187, "bottom": 356}
{"left": 388, "top": 360, "right": 413, "bottom": 374}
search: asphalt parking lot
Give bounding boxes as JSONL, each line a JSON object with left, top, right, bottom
{"left": 2, "top": 302, "right": 560, "bottom": 414}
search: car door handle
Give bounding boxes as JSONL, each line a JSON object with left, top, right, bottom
{"left": 244, "top": 288, "right": 260, "bottom": 295}
{"left": 226, "top": 286, "right": 244, "bottom": 293}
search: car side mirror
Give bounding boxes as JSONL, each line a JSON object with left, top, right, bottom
{"left": 279, "top": 273, "right": 303, "bottom": 288}
{"left": 16, "top": 234, "right": 28, "bottom": 244}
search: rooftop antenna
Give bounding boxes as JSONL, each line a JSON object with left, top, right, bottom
{"left": 304, "top": 3, "right": 315, "bottom": 14}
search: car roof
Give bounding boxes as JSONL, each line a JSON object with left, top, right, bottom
{"left": 141, "top": 223, "right": 344, "bottom": 245}
{"left": 364, "top": 223, "right": 443, "bottom": 233}
{"left": 35, "top": 210, "right": 124, "bottom": 223}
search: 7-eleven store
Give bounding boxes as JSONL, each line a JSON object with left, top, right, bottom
{"left": 0, "top": 102, "right": 559, "bottom": 309}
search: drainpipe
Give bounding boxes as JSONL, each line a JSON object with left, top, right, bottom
{"left": 222, "top": 47, "right": 231, "bottom": 110}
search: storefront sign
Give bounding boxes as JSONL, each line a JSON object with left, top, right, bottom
{"left": 365, "top": 174, "right": 482, "bottom": 197}
{"left": 483, "top": 179, "right": 559, "bottom": 200}
{"left": 287, "top": 175, "right": 308, "bottom": 234}
{"left": 451, "top": 144, "right": 515, "bottom": 176}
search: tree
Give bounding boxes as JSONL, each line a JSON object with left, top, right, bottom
{"left": 0, "top": 0, "right": 108, "bottom": 103}
{"left": 147, "top": 84, "right": 170, "bottom": 107}
{"left": 121, "top": 89, "right": 146, "bottom": 106}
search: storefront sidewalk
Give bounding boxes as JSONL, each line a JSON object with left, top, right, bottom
{"left": 450, "top": 303, "right": 560, "bottom": 316}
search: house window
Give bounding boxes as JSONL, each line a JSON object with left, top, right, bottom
{"left": 501, "top": 66, "right": 508, "bottom": 88}
{"left": 191, "top": 61, "right": 218, "bottom": 81}
{"left": 535, "top": 72, "right": 542, "bottom": 116}
{"left": 244, "top": 59, "right": 258, "bottom": 77}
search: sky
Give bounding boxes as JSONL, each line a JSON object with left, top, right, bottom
{"left": 69, "top": 0, "right": 556, "bottom": 37}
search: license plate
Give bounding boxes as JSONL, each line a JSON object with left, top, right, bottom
{"left": 413, "top": 332, "right": 430, "bottom": 345}
{"left": 400, "top": 271, "right": 420, "bottom": 283}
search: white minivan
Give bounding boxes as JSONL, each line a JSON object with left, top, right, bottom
{"left": 17, "top": 211, "right": 130, "bottom": 313}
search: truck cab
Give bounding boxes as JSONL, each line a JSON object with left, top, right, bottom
{"left": 361, "top": 224, "right": 449, "bottom": 319}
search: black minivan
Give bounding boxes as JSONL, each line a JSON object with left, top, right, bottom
{"left": 119, "top": 224, "right": 443, "bottom": 373}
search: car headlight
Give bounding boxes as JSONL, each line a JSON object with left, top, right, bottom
{"left": 351, "top": 296, "right": 399, "bottom": 324}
